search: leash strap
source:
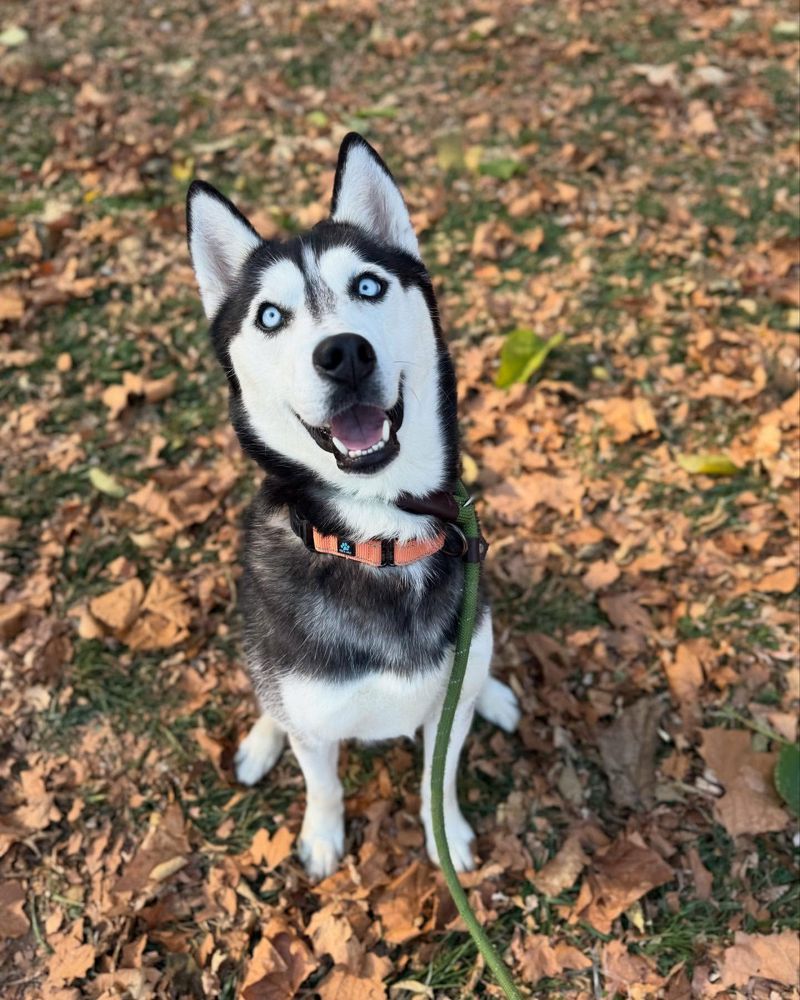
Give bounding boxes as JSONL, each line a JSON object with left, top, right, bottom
{"left": 430, "top": 482, "right": 523, "bottom": 1000}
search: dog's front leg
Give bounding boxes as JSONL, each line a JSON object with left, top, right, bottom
{"left": 290, "top": 736, "right": 344, "bottom": 880}
{"left": 420, "top": 698, "right": 477, "bottom": 872}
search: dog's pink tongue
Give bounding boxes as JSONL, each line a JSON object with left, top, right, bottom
{"left": 330, "top": 404, "right": 385, "bottom": 450}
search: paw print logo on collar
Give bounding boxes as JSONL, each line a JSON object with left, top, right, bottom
{"left": 337, "top": 539, "right": 354, "bottom": 555}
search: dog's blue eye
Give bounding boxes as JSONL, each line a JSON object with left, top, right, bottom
{"left": 356, "top": 274, "right": 384, "bottom": 299}
{"left": 258, "top": 304, "right": 284, "bottom": 330}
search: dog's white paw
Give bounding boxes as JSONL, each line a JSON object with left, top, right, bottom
{"left": 424, "top": 809, "right": 476, "bottom": 873}
{"left": 235, "top": 716, "right": 285, "bottom": 786}
{"left": 298, "top": 822, "right": 344, "bottom": 881}
{"left": 476, "top": 677, "right": 520, "bottom": 734}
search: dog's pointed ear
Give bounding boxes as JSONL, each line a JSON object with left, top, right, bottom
{"left": 330, "top": 133, "right": 420, "bottom": 257}
{"left": 186, "top": 181, "right": 262, "bottom": 319}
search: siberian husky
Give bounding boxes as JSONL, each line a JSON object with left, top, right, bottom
{"left": 186, "top": 134, "right": 520, "bottom": 879}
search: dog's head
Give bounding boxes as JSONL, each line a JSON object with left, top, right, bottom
{"left": 186, "top": 134, "right": 457, "bottom": 502}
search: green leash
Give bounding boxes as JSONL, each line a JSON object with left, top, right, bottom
{"left": 430, "top": 482, "right": 523, "bottom": 1000}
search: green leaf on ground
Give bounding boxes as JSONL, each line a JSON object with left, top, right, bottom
{"left": 0, "top": 26, "right": 28, "bottom": 47}
{"left": 677, "top": 454, "right": 740, "bottom": 476}
{"left": 479, "top": 156, "right": 524, "bottom": 180}
{"left": 774, "top": 743, "right": 800, "bottom": 816}
{"left": 88, "top": 468, "right": 126, "bottom": 498}
{"left": 495, "top": 329, "right": 565, "bottom": 389}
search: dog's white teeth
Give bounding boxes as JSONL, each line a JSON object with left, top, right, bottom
{"left": 345, "top": 439, "right": 387, "bottom": 459}
{"left": 332, "top": 436, "right": 348, "bottom": 455}
{"left": 381, "top": 418, "right": 391, "bottom": 443}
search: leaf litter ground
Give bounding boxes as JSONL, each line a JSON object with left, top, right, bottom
{"left": 0, "top": 0, "right": 798, "bottom": 997}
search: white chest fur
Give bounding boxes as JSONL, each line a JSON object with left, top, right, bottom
{"left": 278, "top": 612, "right": 493, "bottom": 745}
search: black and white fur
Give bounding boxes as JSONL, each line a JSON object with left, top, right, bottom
{"left": 186, "top": 134, "right": 520, "bottom": 879}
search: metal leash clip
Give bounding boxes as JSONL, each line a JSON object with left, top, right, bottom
{"left": 443, "top": 523, "right": 489, "bottom": 563}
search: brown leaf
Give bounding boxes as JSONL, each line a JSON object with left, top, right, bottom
{"left": 688, "top": 100, "right": 718, "bottom": 136}
{"left": 373, "top": 862, "right": 436, "bottom": 944}
{"left": 582, "top": 559, "right": 620, "bottom": 591}
{"left": 699, "top": 729, "right": 788, "bottom": 837}
{"left": 719, "top": 931, "right": 799, "bottom": 989}
{"left": 141, "top": 573, "right": 192, "bottom": 627}
{"left": 0, "top": 600, "right": 28, "bottom": 641}
{"left": 685, "top": 846, "right": 713, "bottom": 902}
{"left": 113, "top": 803, "right": 190, "bottom": 899}
{"left": 0, "top": 881, "right": 29, "bottom": 938}
{"left": 573, "top": 834, "right": 673, "bottom": 934}
{"left": 306, "top": 905, "right": 362, "bottom": 966}
{"left": 487, "top": 471, "right": 585, "bottom": 521}
{"left": 664, "top": 641, "right": 705, "bottom": 709}
{"left": 755, "top": 567, "right": 798, "bottom": 593}
{"left": 89, "top": 577, "right": 145, "bottom": 632}
{"left": 512, "top": 931, "right": 591, "bottom": 984}
{"left": 602, "top": 940, "right": 664, "bottom": 994}
{"left": 46, "top": 919, "right": 96, "bottom": 986}
{"left": 596, "top": 697, "right": 662, "bottom": 810}
{"left": 588, "top": 396, "right": 658, "bottom": 442}
{"left": 511, "top": 932, "right": 561, "bottom": 982}
{"left": 250, "top": 826, "right": 295, "bottom": 871}
{"left": 0, "top": 515, "right": 21, "bottom": 542}
{"left": 241, "top": 917, "right": 317, "bottom": 1000}
{"left": 122, "top": 576, "right": 191, "bottom": 649}
{"left": 532, "top": 833, "right": 588, "bottom": 896}
{"left": 14, "top": 767, "right": 60, "bottom": 833}
{"left": 0, "top": 285, "right": 24, "bottom": 321}
{"left": 101, "top": 371, "right": 178, "bottom": 419}
{"left": 317, "top": 967, "right": 387, "bottom": 1000}
{"left": 599, "top": 593, "right": 652, "bottom": 633}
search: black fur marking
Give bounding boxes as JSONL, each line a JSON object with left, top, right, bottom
{"left": 206, "top": 219, "right": 459, "bottom": 510}
{"left": 241, "top": 483, "right": 488, "bottom": 687}
{"left": 187, "top": 141, "right": 467, "bottom": 697}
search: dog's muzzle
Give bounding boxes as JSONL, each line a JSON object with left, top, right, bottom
{"left": 297, "top": 380, "right": 405, "bottom": 474}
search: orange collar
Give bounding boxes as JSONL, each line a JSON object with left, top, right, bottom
{"left": 289, "top": 507, "right": 446, "bottom": 567}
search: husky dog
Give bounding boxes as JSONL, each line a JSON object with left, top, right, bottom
{"left": 186, "top": 134, "right": 520, "bottom": 879}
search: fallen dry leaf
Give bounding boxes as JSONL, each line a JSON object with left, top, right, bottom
{"left": 46, "top": 919, "right": 96, "bottom": 986}
{"left": 250, "top": 826, "right": 295, "bottom": 871}
{"left": 101, "top": 371, "right": 178, "bottom": 419}
{"left": 512, "top": 931, "right": 591, "bottom": 984}
{"left": 596, "top": 697, "right": 662, "bottom": 810}
{"left": 532, "top": 832, "right": 588, "bottom": 897}
{"left": 719, "top": 930, "right": 799, "bottom": 989}
{"left": 582, "top": 559, "right": 620, "bottom": 591}
{"left": 587, "top": 396, "right": 658, "bottom": 443}
{"left": 0, "top": 881, "right": 29, "bottom": 938}
{"left": 0, "top": 285, "right": 24, "bottom": 321}
{"left": 664, "top": 641, "right": 705, "bottom": 710}
{"left": 755, "top": 567, "right": 799, "bottom": 594}
{"left": 700, "top": 729, "right": 788, "bottom": 837}
{"left": 88, "top": 577, "right": 145, "bottom": 632}
{"left": 373, "top": 862, "right": 437, "bottom": 944}
{"left": 317, "top": 967, "right": 387, "bottom": 1000}
{"left": 113, "top": 803, "right": 190, "bottom": 901}
{"left": 685, "top": 846, "right": 713, "bottom": 902}
{"left": 240, "top": 916, "right": 317, "bottom": 1000}
{"left": 602, "top": 939, "right": 664, "bottom": 995}
{"left": 572, "top": 834, "right": 673, "bottom": 934}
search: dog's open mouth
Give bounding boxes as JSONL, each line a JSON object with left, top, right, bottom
{"left": 301, "top": 388, "right": 404, "bottom": 473}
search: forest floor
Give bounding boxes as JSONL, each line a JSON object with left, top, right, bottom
{"left": 0, "top": 0, "right": 798, "bottom": 997}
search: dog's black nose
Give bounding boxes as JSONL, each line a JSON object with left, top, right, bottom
{"left": 313, "top": 334, "right": 376, "bottom": 387}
